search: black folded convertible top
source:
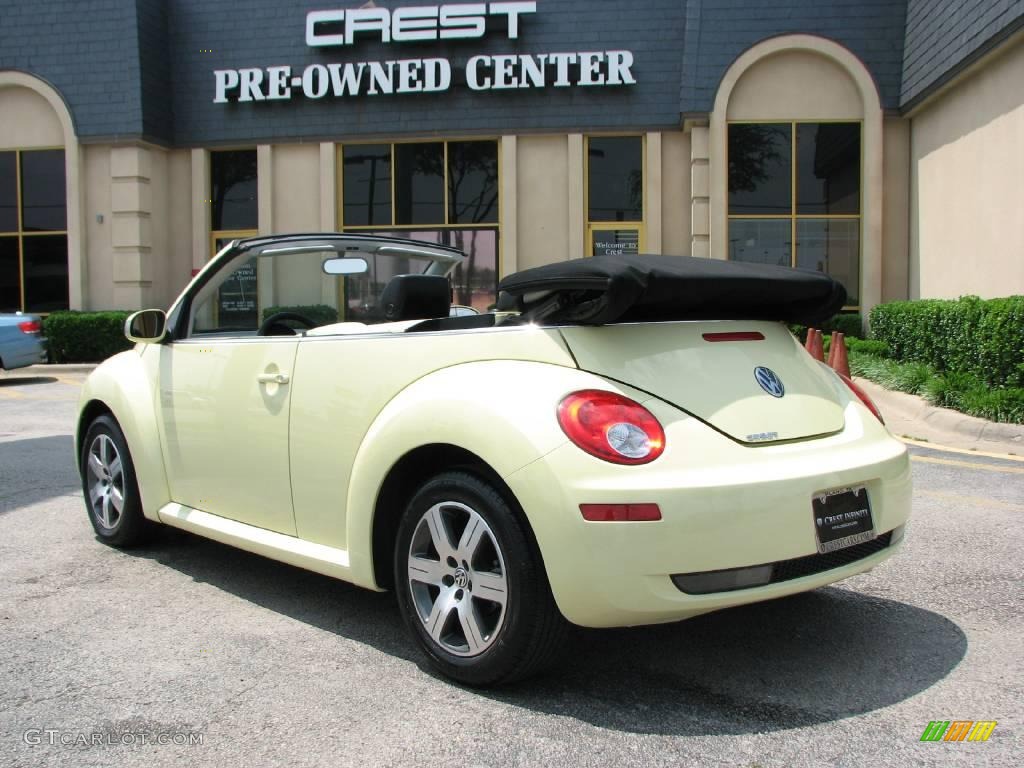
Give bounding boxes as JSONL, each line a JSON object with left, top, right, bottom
{"left": 497, "top": 253, "right": 846, "bottom": 325}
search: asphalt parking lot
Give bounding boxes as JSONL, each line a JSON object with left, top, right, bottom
{"left": 0, "top": 372, "right": 1020, "bottom": 767}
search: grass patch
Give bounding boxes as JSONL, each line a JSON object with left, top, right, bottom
{"left": 848, "top": 353, "right": 931, "bottom": 396}
{"left": 849, "top": 351, "right": 1024, "bottom": 424}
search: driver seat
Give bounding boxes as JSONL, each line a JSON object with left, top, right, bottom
{"left": 380, "top": 274, "right": 451, "bottom": 321}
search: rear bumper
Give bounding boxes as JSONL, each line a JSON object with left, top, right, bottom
{"left": 0, "top": 336, "right": 47, "bottom": 369}
{"left": 505, "top": 398, "right": 912, "bottom": 628}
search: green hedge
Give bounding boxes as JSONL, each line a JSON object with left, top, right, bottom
{"left": 262, "top": 305, "right": 339, "bottom": 326}
{"left": 44, "top": 311, "right": 134, "bottom": 363}
{"left": 790, "top": 313, "right": 863, "bottom": 343}
{"left": 846, "top": 338, "right": 889, "bottom": 357}
{"left": 869, "top": 296, "right": 1024, "bottom": 387}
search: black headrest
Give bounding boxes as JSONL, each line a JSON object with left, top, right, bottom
{"left": 380, "top": 274, "right": 451, "bottom": 321}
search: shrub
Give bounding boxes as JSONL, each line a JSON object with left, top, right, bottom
{"left": 846, "top": 338, "right": 889, "bottom": 357}
{"left": 869, "top": 296, "right": 1024, "bottom": 388}
{"left": 262, "top": 305, "right": 339, "bottom": 326}
{"left": 923, "top": 371, "right": 981, "bottom": 412}
{"left": 44, "top": 311, "right": 134, "bottom": 363}
{"left": 790, "top": 312, "right": 863, "bottom": 343}
{"left": 960, "top": 387, "right": 1024, "bottom": 424}
{"left": 848, "top": 353, "right": 931, "bottom": 396}
{"left": 850, "top": 351, "right": 1024, "bottom": 424}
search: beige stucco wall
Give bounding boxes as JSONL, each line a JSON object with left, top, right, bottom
{"left": 516, "top": 135, "right": 570, "bottom": 270}
{"left": 271, "top": 143, "right": 325, "bottom": 307}
{"left": 149, "top": 148, "right": 194, "bottom": 308}
{"left": 83, "top": 145, "right": 114, "bottom": 309}
{"left": 726, "top": 50, "right": 862, "bottom": 121}
{"left": 0, "top": 86, "right": 64, "bottom": 148}
{"left": 909, "top": 38, "right": 1024, "bottom": 299}
{"left": 161, "top": 149, "right": 194, "bottom": 307}
{"left": 661, "top": 130, "right": 691, "bottom": 255}
{"left": 272, "top": 143, "right": 321, "bottom": 233}
{"left": 82, "top": 143, "right": 194, "bottom": 310}
{"left": 881, "top": 118, "right": 910, "bottom": 303}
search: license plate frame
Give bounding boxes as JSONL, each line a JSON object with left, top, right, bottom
{"left": 812, "top": 485, "right": 875, "bottom": 554}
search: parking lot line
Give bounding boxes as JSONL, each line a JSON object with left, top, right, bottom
{"left": 901, "top": 436, "right": 1024, "bottom": 462}
{"left": 910, "top": 454, "right": 1024, "bottom": 475}
{"left": 918, "top": 489, "right": 1024, "bottom": 513}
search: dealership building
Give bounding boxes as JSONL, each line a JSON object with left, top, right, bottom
{"left": 0, "top": 0, "right": 1021, "bottom": 318}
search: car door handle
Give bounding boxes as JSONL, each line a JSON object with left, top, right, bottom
{"left": 257, "top": 372, "right": 290, "bottom": 385}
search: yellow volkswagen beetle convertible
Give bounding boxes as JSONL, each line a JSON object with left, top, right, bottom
{"left": 76, "top": 234, "right": 910, "bottom": 685}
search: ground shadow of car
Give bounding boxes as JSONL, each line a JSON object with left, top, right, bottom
{"left": 0, "top": 376, "right": 58, "bottom": 386}
{"left": 0, "top": 435, "right": 77, "bottom": 514}
{"left": 136, "top": 529, "right": 966, "bottom": 737}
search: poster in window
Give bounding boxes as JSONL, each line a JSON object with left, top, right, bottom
{"left": 592, "top": 229, "right": 640, "bottom": 258}
{"left": 217, "top": 258, "right": 258, "bottom": 329}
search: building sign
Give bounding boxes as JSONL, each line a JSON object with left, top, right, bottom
{"left": 213, "top": 2, "right": 636, "bottom": 103}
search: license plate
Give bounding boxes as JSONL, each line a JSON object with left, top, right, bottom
{"left": 812, "top": 486, "right": 875, "bottom": 553}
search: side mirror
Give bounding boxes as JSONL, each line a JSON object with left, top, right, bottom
{"left": 125, "top": 309, "right": 167, "bottom": 344}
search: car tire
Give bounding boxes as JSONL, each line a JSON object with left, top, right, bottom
{"left": 80, "top": 414, "right": 153, "bottom": 548}
{"left": 394, "top": 471, "right": 568, "bottom": 687}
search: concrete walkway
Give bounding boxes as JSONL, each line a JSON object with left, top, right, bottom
{"left": 856, "top": 377, "right": 1024, "bottom": 457}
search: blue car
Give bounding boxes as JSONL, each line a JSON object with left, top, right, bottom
{"left": 0, "top": 313, "right": 47, "bottom": 370}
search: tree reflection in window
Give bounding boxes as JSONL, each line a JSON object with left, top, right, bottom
{"left": 211, "top": 150, "right": 258, "bottom": 231}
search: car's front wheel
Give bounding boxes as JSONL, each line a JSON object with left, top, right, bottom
{"left": 394, "top": 471, "right": 568, "bottom": 686}
{"left": 80, "top": 414, "right": 152, "bottom": 547}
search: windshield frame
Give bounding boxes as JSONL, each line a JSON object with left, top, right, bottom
{"left": 165, "top": 233, "right": 466, "bottom": 341}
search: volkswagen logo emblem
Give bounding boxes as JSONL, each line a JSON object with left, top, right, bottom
{"left": 754, "top": 366, "right": 785, "bottom": 398}
{"left": 453, "top": 567, "right": 469, "bottom": 589}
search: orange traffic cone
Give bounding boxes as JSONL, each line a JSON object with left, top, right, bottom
{"left": 833, "top": 332, "right": 851, "bottom": 378}
{"left": 810, "top": 329, "right": 825, "bottom": 362}
{"left": 805, "top": 327, "right": 816, "bottom": 354}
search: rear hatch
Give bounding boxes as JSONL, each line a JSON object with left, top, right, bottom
{"left": 558, "top": 320, "right": 844, "bottom": 443}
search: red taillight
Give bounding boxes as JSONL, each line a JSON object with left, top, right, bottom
{"left": 839, "top": 373, "right": 884, "bottom": 424}
{"left": 17, "top": 320, "right": 41, "bottom": 334}
{"left": 557, "top": 389, "right": 666, "bottom": 465}
{"left": 579, "top": 503, "right": 662, "bottom": 522}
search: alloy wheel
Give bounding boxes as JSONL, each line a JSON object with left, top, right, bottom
{"left": 86, "top": 433, "right": 125, "bottom": 530}
{"left": 406, "top": 500, "right": 508, "bottom": 657}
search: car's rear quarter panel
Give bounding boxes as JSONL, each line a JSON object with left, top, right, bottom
{"left": 288, "top": 326, "right": 580, "bottom": 580}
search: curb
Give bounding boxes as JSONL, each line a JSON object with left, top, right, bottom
{"left": 855, "top": 377, "right": 1024, "bottom": 452}
{"left": 0, "top": 363, "right": 97, "bottom": 375}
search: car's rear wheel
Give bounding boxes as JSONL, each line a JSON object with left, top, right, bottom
{"left": 80, "top": 414, "right": 152, "bottom": 547}
{"left": 394, "top": 471, "right": 568, "bottom": 686}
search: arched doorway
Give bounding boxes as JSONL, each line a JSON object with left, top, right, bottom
{"left": 0, "top": 72, "right": 83, "bottom": 311}
{"left": 708, "top": 35, "right": 884, "bottom": 316}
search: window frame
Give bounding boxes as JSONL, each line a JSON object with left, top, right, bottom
{"left": 726, "top": 119, "right": 862, "bottom": 309}
{"left": 208, "top": 148, "right": 260, "bottom": 324}
{"left": 0, "top": 146, "right": 69, "bottom": 313}
{"left": 209, "top": 147, "right": 259, "bottom": 253}
{"left": 337, "top": 138, "right": 501, "bottom": 234}
{"left": 337, "top": 138, "right": 501, "bottom": 310}
{"left": 585, "top": 134, "right": 646, "bottom": 257}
